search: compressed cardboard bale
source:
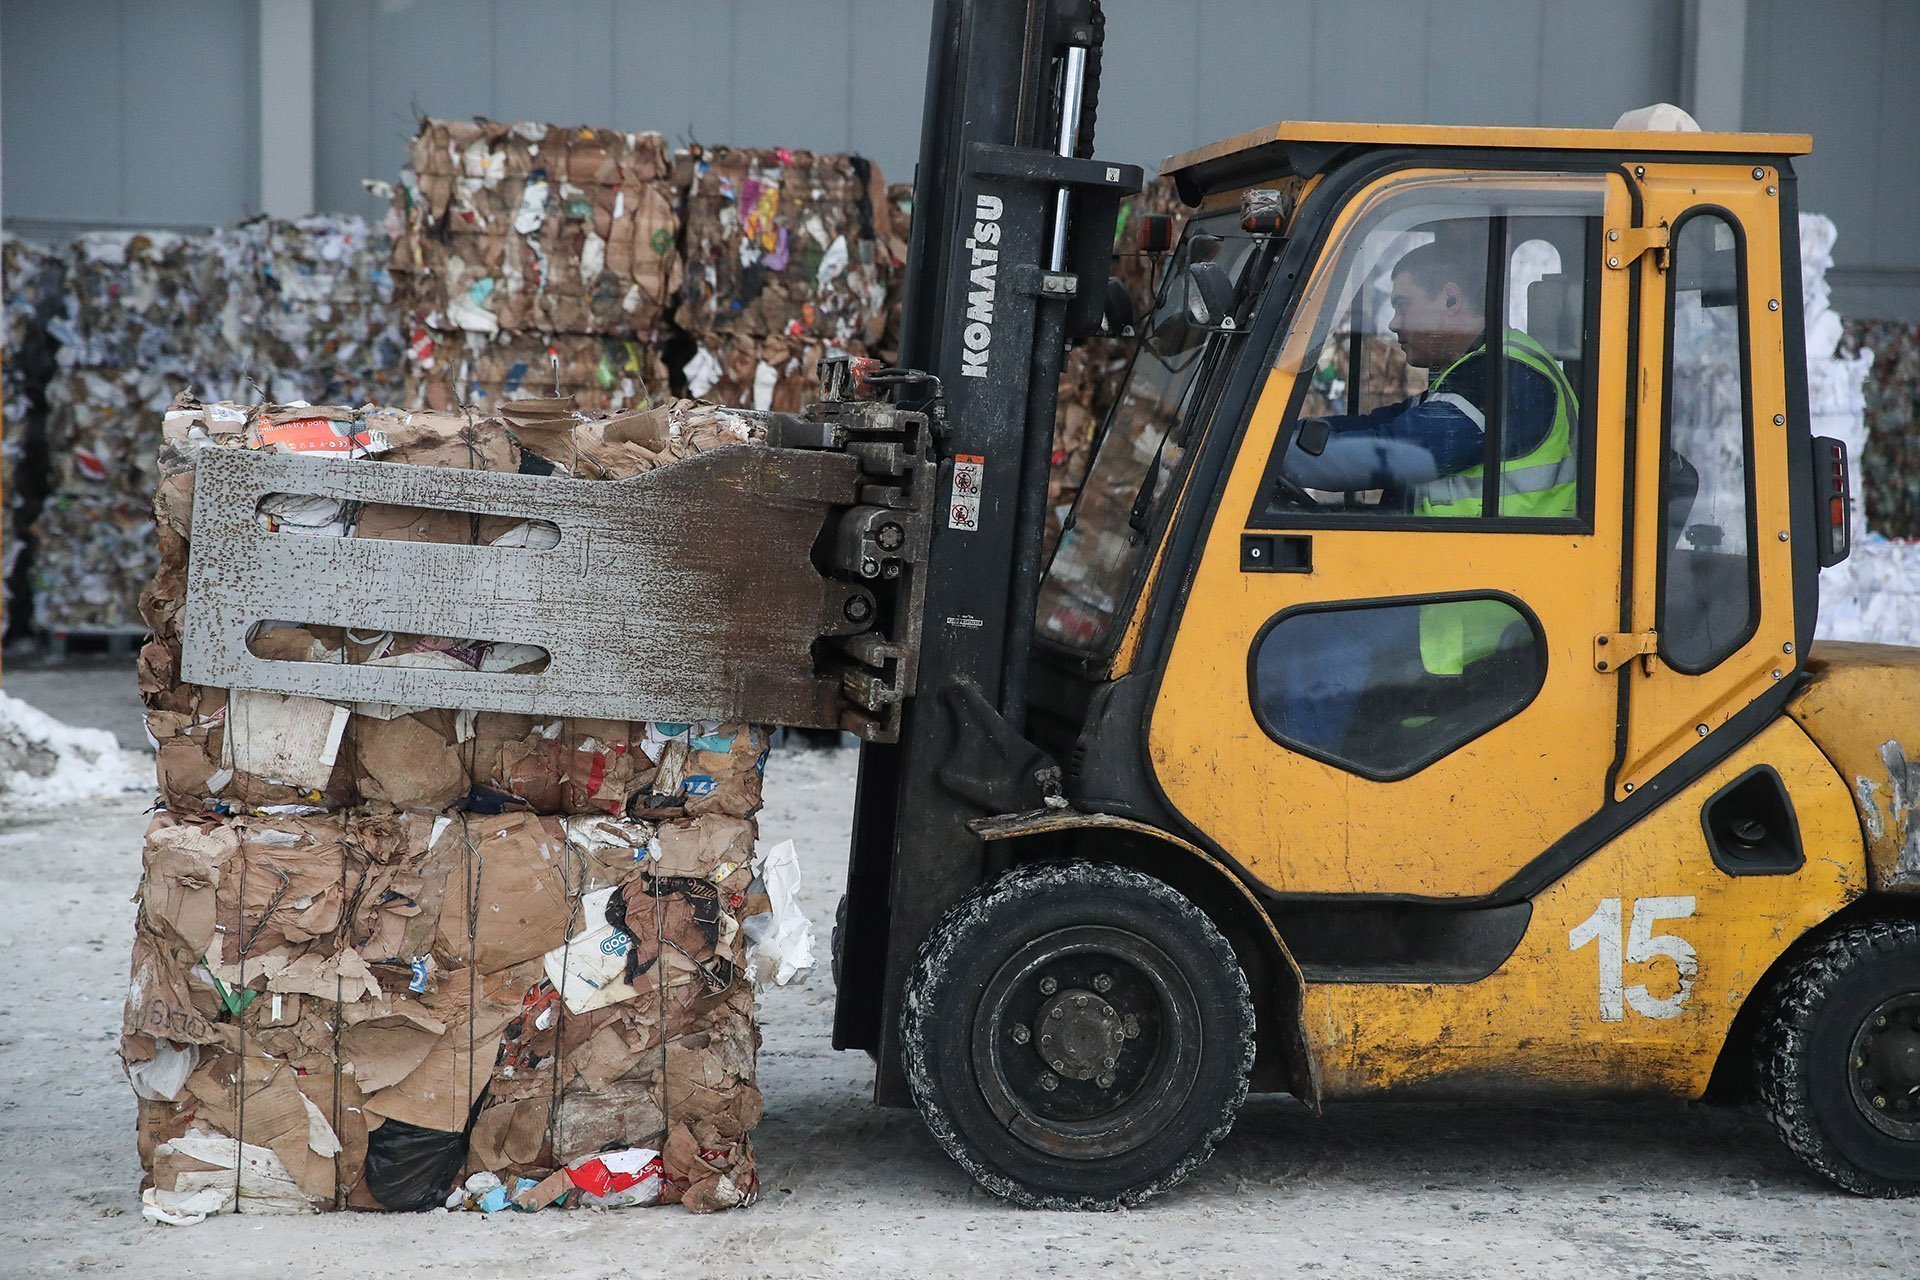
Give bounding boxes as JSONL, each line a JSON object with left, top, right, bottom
{"left": 28, "top": 218, "right": 404, "bottom": 637}
{"left": 29, "top": 490, "right": 156, "bottom": 632}
{"left": 464, "top": 830, "right": 763, "bottom": 1198}
{"left": 3, "top": 234, "right": 63, "bottom": 634}
{"left": 676, "top": 144, "right": 899, "bottom": 346}
{"left": 138, "top": 393, "right": 770, "bottom": 816}
{"left": 391, "top": 118, "right": 681, "bottom": 337}
{"left": 130, "top": 376, "right": 782, "bottom": 1213}
{"left": 242, "top": 216, "right": 404, "bottom": 406}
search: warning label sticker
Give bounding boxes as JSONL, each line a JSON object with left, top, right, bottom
{"left": 949, "top": 453, "right": 984, "bottom": 531}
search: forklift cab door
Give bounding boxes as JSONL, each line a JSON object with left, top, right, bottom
{"left": 1149, "top": 166, "right": 1634, "bottom": 899}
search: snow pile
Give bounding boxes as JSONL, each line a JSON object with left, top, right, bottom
{"left": 0, "top": 690, "right": 148, "bottom": 812}
{"left": 1805, "top": 214, "right": 1920, "bottom": 646}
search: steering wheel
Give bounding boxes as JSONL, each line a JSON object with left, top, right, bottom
{"left": 1269, "top": 470, "right": 1325, "bottom": 511}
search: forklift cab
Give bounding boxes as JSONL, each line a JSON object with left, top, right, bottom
{"left": 897, "top": 123, "right": 1917, "bottom": 1210}
{"left": 1040, "top": 124, "right": 1817, "bottom": 895}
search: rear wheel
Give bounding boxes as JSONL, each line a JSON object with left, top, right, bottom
{"left": 901, "top": 861, "right": 1254, "bottom": 1209}
{"left": 1758, "top": 919, "right": 1920, "bottom": 1196}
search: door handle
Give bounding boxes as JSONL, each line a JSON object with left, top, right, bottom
{"left": 1242, "top": 533, "right": 1312, "bottom": 573}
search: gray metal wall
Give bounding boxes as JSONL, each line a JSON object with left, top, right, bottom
{"left": 3, "top": 0, "right": 1916, "bottom": 318}
{"left": 2, "top": 0, "right": 259, "bottom": 229}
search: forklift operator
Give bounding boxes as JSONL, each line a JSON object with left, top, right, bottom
{"left": 1285, "top": 237, "right": 1579, "bottom": 521}
{"left": 1270, "top": 236, "right": 1581, "bottom": 758}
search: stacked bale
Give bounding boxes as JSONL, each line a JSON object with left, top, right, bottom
{"left": 31, "top": 221, "right": 399, "bottom": 636}
{"left": 391, "top": 120, "right": 678, "bottom": 414}
{"left": 2, "top": 234, "right": 65, "bottom": 635}
{"left": 674, "top": 144, "right": 903, "bottom": 410}
{"left": 129, "top": 393, "right": 775, "bottom": 1218}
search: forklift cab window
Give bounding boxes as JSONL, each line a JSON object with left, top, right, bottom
{"left": 1038, "top": 211, "right": 1270, "bottom": 649}
{"left": 1658, "top": 210, "right": 1758, "bottom": 672}
{"left": 1257, "top": 175, "right": 1603, "bottom": 524}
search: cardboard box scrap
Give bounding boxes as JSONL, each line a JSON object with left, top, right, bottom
{"left": 30, "top": 221, "right": 401, "bottom": 633}
{"left": 390, "top": 119, "right": 681, "bottom": 414}
{"left": 3, "top": 233, "right": 65, "bottom": 634}
{"left": 128, "top": 393, "right": 789, "bottom": 1220}
{"left": 392, "top": 119, "right": 681, "bottom": 337}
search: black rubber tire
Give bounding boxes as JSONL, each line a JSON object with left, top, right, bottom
{"left": 831, "top": 892, "right": 847, "bottom": 988}
{"left": 1757, "top": 918, "right": 1920, "bottom": 1196}
{"left": 901, "top": 860, "right": 1254, "bottom": 1210}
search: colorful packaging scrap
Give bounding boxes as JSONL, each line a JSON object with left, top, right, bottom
{"left": 128, "top": 393, "right": 801, "bottom": 1219}
{"left": 403, "top": 327, "right": 667, "bottom": 416}
{"left": 675, "top": 144, "right": 901, "bottom": 348}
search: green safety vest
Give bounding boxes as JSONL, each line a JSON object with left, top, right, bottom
{"left": 1415, "top": 329, "right": 1579, "bottom": 675}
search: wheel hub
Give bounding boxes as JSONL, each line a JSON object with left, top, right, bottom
{"left": 1850, "top": 992, "right": 1920, "bottom": 1140}
{"left": 1035, "top": 988, "right": 1126, "bottom": 1081}
{"left": 971, "top": 925, "right": 1200, "bottom": 1160}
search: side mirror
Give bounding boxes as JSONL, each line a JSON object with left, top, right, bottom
{"left": 1295, "top": 417, "right": 1332, "bottom": 457}
{"left": 1102, "top": 276, "right": 1135, "bottom": 336}
{"left": 1183, "top": 260, "right": 1236, "bottom": 329}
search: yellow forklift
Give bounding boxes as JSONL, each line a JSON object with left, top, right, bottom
{"left": 181, "top": 0, "right": 1920, "bottom": 1209}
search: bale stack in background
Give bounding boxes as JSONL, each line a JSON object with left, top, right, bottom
{"left": 30, "top": 221, "right": 399, "bottom": 638}
{"left": 33, "top": 232, "right": 226, "bottom": 636}
{"left": 390, "top": 120, "right": 679, "bottom": 414}
{"left": 674, "top": 144, "right": 903, "bottom": 411}
{"left": 2, "top": 234, "right": 65, "bottom": 637}
{"left": 128, "top": 392, "right": 786, "bottom": 1219}
{"left": 1844, "top": 319, "right": 1920, "bottom": 540}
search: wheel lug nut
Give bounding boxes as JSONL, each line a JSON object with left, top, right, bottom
{"left": 1877, "top": 1015, "right": 1888, "bottom": 1027}
{"left": 1123, "top": 1014, "right": 1140, "bottom": 1039}
{"left": 1041, "top": 1034, "right": 1052, "bottom": 1046}
{"left": 1039, "top": 977, "right": 1057, "bottom": 995}
{"left": 1040, "top": 1072, "right": 1059, "bottom": 1091}
{"left": 1074, "top": 994, "right": 1088, "bottom": 1008}
{"left": 1102, "top": 1056, "right": 1115, "bottom": 1069}
{"left": 1096, "top": 1072, "right": 1115, "bottom": 1089}
{"left": 1857, "top": 1056, "right": 1868, "bottom": 1068}
{"left": 1875, "top": 1095, "right": 1888, "bottom": 1109}
{"left": 1048, "top": 1007, "right": 1063, "bottom": 1020}
{"left": 1010, "top": 1023, "right": 1029, "bottom": 1044}
{"left": 1051, "top": 1059, "right": 1066, "bottom": 1072}
{"left": 1093, "top": 973, "right": 1112, "bottom": 993}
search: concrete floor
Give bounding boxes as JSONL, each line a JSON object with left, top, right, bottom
{"left": 4, "top": 663, "right": 1919, "bottom": 1279}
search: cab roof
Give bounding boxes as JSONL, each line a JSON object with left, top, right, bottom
{"left": 1162, "top": 120, "right": 1813, "bottom": 200}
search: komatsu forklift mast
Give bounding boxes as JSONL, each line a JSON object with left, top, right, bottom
{"left": 833, "top": 0, "right": 1141, "bottom": 1100}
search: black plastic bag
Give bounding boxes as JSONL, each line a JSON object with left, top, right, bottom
{"left": 363, "top": 1118, "right": 469, "bottom": 1211}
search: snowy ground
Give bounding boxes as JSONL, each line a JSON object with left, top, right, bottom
{"left": 3, "top": 664, "right": 1919, "bottom": 1278}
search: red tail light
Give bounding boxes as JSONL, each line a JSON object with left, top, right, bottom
{"left": 1813, "top": 436, "right": 1850, "bottom": 567}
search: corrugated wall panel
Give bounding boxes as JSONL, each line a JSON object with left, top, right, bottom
{"left": 1745, "top": 0, "right": 1894, "bottom": 317}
